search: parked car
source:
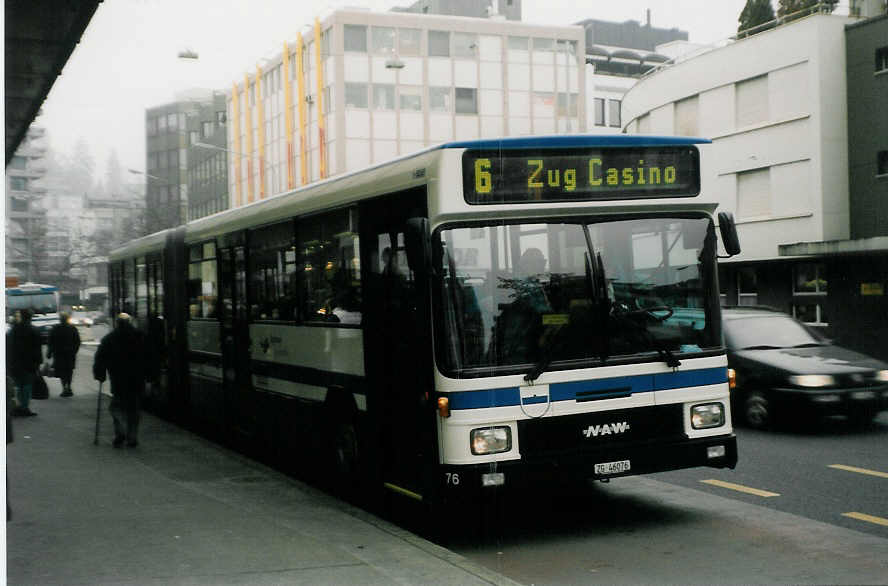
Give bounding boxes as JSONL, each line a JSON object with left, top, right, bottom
{"left": 723, "top": 307, "right": 888, "bottom": 428}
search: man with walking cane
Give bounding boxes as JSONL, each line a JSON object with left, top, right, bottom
{"left": 92, "top": 313, "right": 156, "bottom": 448}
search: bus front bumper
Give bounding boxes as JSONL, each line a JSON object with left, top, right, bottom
{"left": 440, "top": 434, "right": 737, "bottom": 496}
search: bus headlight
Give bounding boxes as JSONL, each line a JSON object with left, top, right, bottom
{"left": 873, "top": 370, "right": 888, "bottom": 383}
{"left": 691, "top": 403, "right": 725, "bottom": 429}
{"left": 471, "top": 427, "right": 511, "bottom": 455}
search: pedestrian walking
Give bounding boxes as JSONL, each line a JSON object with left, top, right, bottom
{"left": 92, "top": 313, "right": 155, "bottom": 447}
{"left": 47, "top": 312, "right": 81, "bottom": 397}
{"left": 6, "top": 309, "right": 43, "bottom": 417}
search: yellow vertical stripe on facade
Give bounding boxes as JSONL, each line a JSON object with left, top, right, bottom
{"left": 232, "top": 82, "right": 243, "bottom": 207}
{"left": 244, "top": 74, "right": 254, "bottom": 204}
{"left": 256, "top": 65, "right": 266, "bottom": 200}
{"left": 314, "top": 18, "right": 326, "bottom": 180}
{"left": 296, "top": 32, "right": 308, "bottom": 186}
{"left": 283, "top": 42, "right": 294, "bottom": 191}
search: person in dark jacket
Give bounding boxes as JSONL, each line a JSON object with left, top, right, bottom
{"left": 47, "top": 312, "right": 81, "bottom": 397}
{"left": 6, "top": 309, "right": 43, "bottom": 417}
{"left": 93, "top": 313, "right": 154, "bottom": 447}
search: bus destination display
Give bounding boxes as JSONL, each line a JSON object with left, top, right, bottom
{"left": 462, "top": 147, "right": 700, "bottom": 204}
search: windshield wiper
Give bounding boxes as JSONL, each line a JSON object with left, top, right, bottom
{"left": 740, "top": 344, "right": 781, "bottom": 350}
{"left": 791, "top": 342, "right": 823, "bottom": 348}
{"left": 524, "top": 324, "right": 569, "bottom": 383}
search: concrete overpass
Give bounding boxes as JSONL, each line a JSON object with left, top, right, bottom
{"left": 5, "top": 0, "right": 102, "bottom": 164}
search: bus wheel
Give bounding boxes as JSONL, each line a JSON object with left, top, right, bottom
{"left": 744, "top": 392, "right": 771, "bottom": 429}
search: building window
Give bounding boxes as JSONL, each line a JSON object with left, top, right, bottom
{"left": 344, "top": 25, "right": 367, "bottom": 53}
{"left": 345, "top": 83, "right": 368, "bottom": 108}
{"left": 792, "top": 263, "right": 827, "bottom": 326}
{"left": 158, "top": 115, "right": 167, "bottom": 132}
{"left": 876, "top": 46, "right": 888, "bottom": 73}
{"left": 399, "top": 86, "right": 422, "bottom": 111}
{"left": 878, "top": 150, "right": 888, "bottom": 176}
{"left": 9, "top": 177, "right": 28, "bottom": 191}
{"left": 674, "top": 95, "right": 698, "bottom": 136}
{"left": 430, "top": 87, "right": 451, "bottom": 112}
{"left": 9, "top": 156, "right": 27, "bottom": 170}
{"left": 372, "top": 84, "right": 395, "bottom": 110}
{"left": 189, "top": 131, "right": 199, "bottom": 145}
{"left": 793, "top": 262, "right": 827, "bottom": 294}
{"left": 202, "top": 121, "right": 214, "bottom": 138}
{"left": 455, "top": 88, "right": 477, "bottom": 114}
{"left": 11, "top": 198, "right": 28, "bottom": 212}
{"left": 608, "top": 99, "right": 621, "bottom": 128}
{"left": 593, "top": 98, "right": 605, "bottom": 126}
{"left": 429, "top": 30, "right": 450, "bottom": 57}
{"left": 147, "top": 118, "right": 157, "bottom": 136}
{"left": 216, "top": 111, "right": 226, "bottom": 125}
{"left": 372, "top": 26, "right": 395, "bottom": 54}
{"left": 737, "top": 267, "right": 758, "bottom": 306}
{"left": 557, "top": 93, "right": 578, "bottom": 117}
{"left": 453, "top": 33, "right": 478, "bottom": 58}
{"left": 167, "top": 113, "right": 178, "bottom": 131}
{"left": 736, "top": 74, "right": 768, "bottom": 128}
{"left": 736, "top": 167, "right": 771, "bottom": 219}
{"left": 399, "top": 28, "right": 421, "bottom": 56}
{"left": 533, "top": 38, "right": 554, "bottom": 52}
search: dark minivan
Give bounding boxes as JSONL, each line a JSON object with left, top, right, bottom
{"left": 723, "top": 307, "right": 888, "bottom": 428}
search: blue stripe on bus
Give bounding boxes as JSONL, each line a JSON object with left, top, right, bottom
{"left": 445, "top": 367, "right": 727, "bottom": 410}
{"left": 441, "top": 135, "right": 711, "bottom": 150}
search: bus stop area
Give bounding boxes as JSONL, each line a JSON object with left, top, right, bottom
{"left": 6, "top": 348, "right": 517, "bottom": 586}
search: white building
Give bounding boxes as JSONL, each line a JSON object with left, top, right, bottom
{"left": 226, "top": 9, "right": 585, "bottom": 206}
{"left": 622, "top": 13, "right": 854, "bottom": 266}
{"left": 622, "top": 12, "right": 858, "bottom": 325}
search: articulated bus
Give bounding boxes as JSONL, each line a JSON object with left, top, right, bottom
{"left": 108, "top": 135, "right": 740, "bottom": 510}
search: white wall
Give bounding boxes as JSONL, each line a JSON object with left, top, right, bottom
{"left": 622, "top": 14, "right": 853, "bottom": 262}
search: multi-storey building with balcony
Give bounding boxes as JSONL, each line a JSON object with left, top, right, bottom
{"left": 5, "top": 126, "right": 49, "bottom": 283}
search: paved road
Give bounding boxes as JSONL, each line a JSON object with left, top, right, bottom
{"left": 655, "top": 413, "right": 888, "bottom": 539}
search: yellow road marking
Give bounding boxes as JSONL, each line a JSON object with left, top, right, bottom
{"left": 700, "top": 479, "right": 780, "bottom": 498}
{"left": 842, "top": 512, "right": 888, "bottom": 527}
{"left": 828, "top": 464, "right": 888, "bottom": 479}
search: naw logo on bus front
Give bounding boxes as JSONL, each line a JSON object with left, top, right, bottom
{"left": 582, "top": 422, "right": 631, "bottom": 438}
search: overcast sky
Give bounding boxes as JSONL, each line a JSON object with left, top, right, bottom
{"left": 38, "top": 0, "right": 752, "bottom": 177}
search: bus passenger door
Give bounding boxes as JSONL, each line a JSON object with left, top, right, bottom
{"left": 219, "top": 245, "right": 255, "bottom": 443}
{"left": 361, "top": 192, "right": 436, "bottom": 503}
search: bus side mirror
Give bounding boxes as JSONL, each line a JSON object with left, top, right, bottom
{"left": 717, "top": 212, "right": 741, "bottom": 257}
{"left": 405, "top": 217, "right": 431, "bottom": 274}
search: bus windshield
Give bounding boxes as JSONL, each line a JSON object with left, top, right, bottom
{"left": 435, "top": 216, "right": 720, "bottom": 376}
{"left": 6, "top": 292, "right": 58, "bottom": 316}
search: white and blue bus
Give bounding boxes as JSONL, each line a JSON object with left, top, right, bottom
{"left": 107, "top": 134, "right": 740, "bottom": 508}
{"left": 6, "top": 282, "right": 61, "bottom": 342}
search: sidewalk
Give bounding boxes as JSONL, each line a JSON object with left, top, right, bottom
{"left": 6, "top": 350, "right": 519, "bottom": 586}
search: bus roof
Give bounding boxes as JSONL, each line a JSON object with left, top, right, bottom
{"left": 6, "top": 283, "right": 59, "bottom": 295}
{"left": 440, "top": 134, "right": 711, "bottom": 150}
